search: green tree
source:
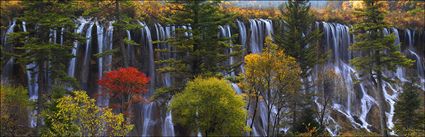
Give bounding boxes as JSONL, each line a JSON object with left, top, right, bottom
{"left": 274, "top": 0, "right": 325, "bottom": 132}
{"left": 275, "top": 0, "right": 324, "bottom": 90}
{"left": 394, "top": 81, "right": 425, "bottom": 136}
{"left": 0, "top": 85, "right": 34, "bottom": 136}
{"left": 243, "top": 36, "right": 301, "bottom": 136}
{"left": 42, "top": 90, "right": 133, "bottom": 136}
{"left": 350, "top": 0, "right": 414, "bottom": 136}
{"left": 158, "top": 0, "right": 240, "bottom": 91}
{"left": 170, "top": 77, "right": 248, "bottom": 136}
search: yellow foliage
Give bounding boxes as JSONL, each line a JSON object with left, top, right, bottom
{"left": 43, "top": 91, "right": 133, "bottom": 136}
{"left": 244, "top": 36, "right": 301, "bottom": 97}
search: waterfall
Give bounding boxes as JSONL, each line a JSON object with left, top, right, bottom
{"left": 68, "top": 18, "right": 89, "bottom": 78}
{"left": 162, "top": 105, "right": 175, "bottom": 136}
{"left": 21, "top": 21, "right": 39, "bottom": 128}
{"left": 2, "top": 18, "right": 425, "bottom": 136}
{"left": 154, "top": 23, "right": 176, "bottom": 136}
{"left": 1, "top": 19, "right": 16, "bottom": 83}
{"left": 105, "top": 21, "right": 114, "bottom": 72}
{"left": 139, "top": 21, "right": 155, "bottom": 96}
{"left": 237, "top": 20, "right": 247, "bottom": 73}
{"left": 142, "top": 103, "right": 155, "bottom": 136}
{"left": 81, "top": 22, "right": 94, "bottom": 90}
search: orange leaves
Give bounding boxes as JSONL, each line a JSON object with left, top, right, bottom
{"left": 98, "top": 67, "right": 150, "bottom": 95}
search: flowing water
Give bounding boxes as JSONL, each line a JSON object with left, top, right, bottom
{"left": 2, "top": 18, "right": 424, "bottom": 136}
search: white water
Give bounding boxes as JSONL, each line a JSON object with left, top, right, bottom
{"left": 68, "top": 18, "right": 89, "bottom": 78}
{"left": 81, "top": 22, "right": 94, "bottom": 90}
{"left": 1, "top": 19, "right": 16, "bottom": 83}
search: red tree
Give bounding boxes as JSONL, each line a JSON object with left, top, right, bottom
{"left": 98, "top": 67, "right": 149, "bottom": 120}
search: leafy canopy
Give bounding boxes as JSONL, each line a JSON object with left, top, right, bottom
{"left": 170, "top": 77, "right": 249, "bottom": 136}
{"left": 42, "top": 90, "right": 133, "bottom": 136}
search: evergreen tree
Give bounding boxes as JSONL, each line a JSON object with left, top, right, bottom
{"left": 394, "top": 81, "right": 425, "bottom": 136}
{"left": 158, "top": 0, "right": 240, "bottom": 91}
{"left": 274, "top": 0, "right": 324, "bottom": 132}
{"left": 350, "top": 0, "right": 414, "bottom": 136}
{"left": 275, "top": 0, "right": 324, "bottom": 89}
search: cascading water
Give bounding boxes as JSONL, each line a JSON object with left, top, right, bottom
{"left": 81, "top": 22, "right": 94, "bottom": 90}
{"left": 68, "top": 18, "right": 88, "bottom": 78}
{"left": 2, "top": 18, "right": 424, "bottom": 136}
{"left": 1, "top": 19, "right": 16, "bottom": 83}
{"left": 154, "top": 23, "right": 176, "bottom": 136}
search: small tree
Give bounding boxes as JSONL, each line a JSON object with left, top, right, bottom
{"left": 42, "top": 90, "right": 133, "bottom": 136}
{"left": 243, "top": 36, "right": 301, "bottom": 136}
{"left": 98, "top": 67, "right": 149, "bottom": 122}
{"left": 170, "top": 77, "right": 248, "bottom": 136}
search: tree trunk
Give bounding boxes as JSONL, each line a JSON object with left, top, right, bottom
{"left": 115, "top": 0, "right": 128, "bottom": 67}
{"left": 377, "top": 71, "right": 388, "bottom": 137}
{"left": 36, "top": 60, "right": 46, "bottom": 135}
{"left": 272, "top": 107, "right": 282, "bottom": 136}
{"left": 292, "top": 100, "right": 297, "bottom": 130}
{"left": 250, "top": 95, "right": 259, "bottom": 136}
{"left": 375, "top": 48, "right": 388, "bottom": 137}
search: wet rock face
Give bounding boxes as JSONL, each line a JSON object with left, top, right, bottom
{"left": 366, "top": 104, "right": 381, "bottom": 133}
{"left": 330, "top": 110, "right": 356, "bottom": 133}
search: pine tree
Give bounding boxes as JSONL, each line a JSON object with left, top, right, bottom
{"left": 350, "top": 0, "right": 414, "bottom": 136}
{"left": 158, "top": 0, "right": 240, "bottom": 91}
{"left": 275, "top": 0, "right": 324, "bottom": 89}
{"left": 394, "top": 81, "right": 424, "bottom": 136}
{"left": 274, "top": 0, "right": 324, "bottom": 132}
{"left": 7, "top": 1, "right": 81, "bottom": 134}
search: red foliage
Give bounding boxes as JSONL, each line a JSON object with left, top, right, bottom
{"left": 98, "top": 67, "right": 150, "bottom": 95}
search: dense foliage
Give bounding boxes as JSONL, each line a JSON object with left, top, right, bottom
{"left": 170, "top": 77, "right": 248, "bottom": 136}
{"left": 42, "top": 90, "right": 133, "bottom": 136}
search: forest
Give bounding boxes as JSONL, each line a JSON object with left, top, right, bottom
{"left": 1, "top": 0, "right": 424, "bottom": 136}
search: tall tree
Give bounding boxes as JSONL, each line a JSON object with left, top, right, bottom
{"left": 350, "top": 0, "right": 414, "bottom": 136}
{"left": 274, "top": 0, "right": 324, "bottom": 132}
{"left": 243, "top": 36, "right": 301, "bottom": 136}
{"left": 158, "top": 0, "right": 240, "bottom": 91}
{"left": 275, "top": 0, "right": 324, "bottom": 90}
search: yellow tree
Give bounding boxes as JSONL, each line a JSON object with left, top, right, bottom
{"left": 42, "top": 91, "right": 133, "bottom": 136}
{"left": 243, "top": 36, "right": 301, "bottom": 136}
